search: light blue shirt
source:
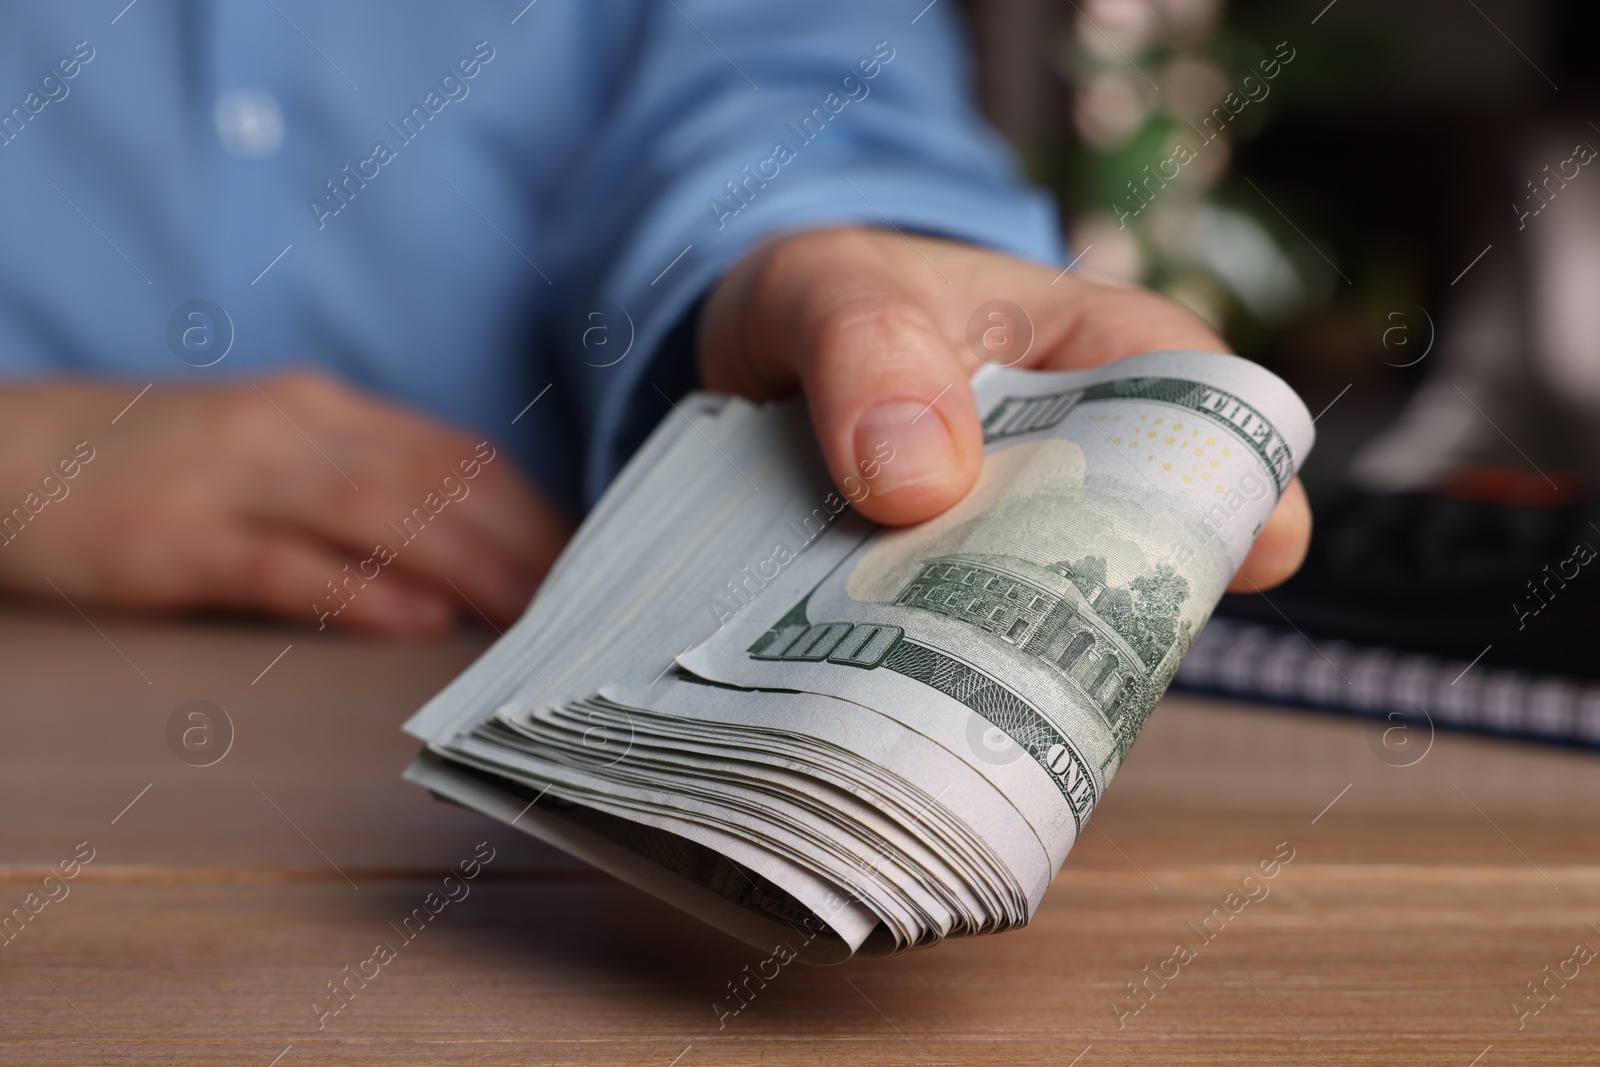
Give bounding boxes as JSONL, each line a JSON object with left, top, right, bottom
{"left": 0, "top": 1, "right": 1062, "bottom": 509}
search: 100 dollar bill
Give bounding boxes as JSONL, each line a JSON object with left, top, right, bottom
{"left": 678, "top": 351, "right": 1314, "bottom": 862}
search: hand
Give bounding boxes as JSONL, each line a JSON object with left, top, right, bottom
{"left": 0, "top": 371, "right": 573, "bottom": 636}
{"left": 699, "top": 226, "right": 1311, "bottom": 592}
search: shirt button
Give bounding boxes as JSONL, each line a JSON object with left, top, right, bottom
{"left": 213, "top": 88, "right": 286, "bottom": 159}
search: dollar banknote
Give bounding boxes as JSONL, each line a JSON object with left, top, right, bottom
{"left": 403, "top": 350, "right": 1314, "bottom": 960}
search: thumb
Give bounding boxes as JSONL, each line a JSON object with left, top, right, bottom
{"left": 699, "top": 229, "right": 982, "bottom": 525}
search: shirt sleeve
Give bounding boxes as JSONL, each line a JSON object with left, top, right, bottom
{"left": 545, "top": 0, "right": 1067, "bottom": 507}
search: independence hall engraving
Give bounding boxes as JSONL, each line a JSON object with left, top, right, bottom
{"left": 895, "top": 553, "right": 1189, "bottom": 743}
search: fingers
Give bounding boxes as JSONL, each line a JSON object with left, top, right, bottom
{"left": 700, "top": 230, "right": 984, "bottom": 526}
{"left": 251, "top": 477, "right": 542, "bottom": 626}
{"left": 238, "top": 373, "right": 572, "bottom": 625}
{"left": 0, "top": 372, "right": 574, "bottom": 636}
{"left": 802, "top": 296, "right": 985, "bottom": 524}
{"left": 198, "top": 526, "right": 458, "bottom": 638}
{"left": 1028, "top": 272, "right": 1230, "bottom": 369}
{"left": 704, "top": 227, "right": 1314, "bottom": 592}
{"left": 441, "top": 451, "right": 574, "bottom": 578}
{"left": 1226, "top": 478, "right": 1312, "bottom": 593}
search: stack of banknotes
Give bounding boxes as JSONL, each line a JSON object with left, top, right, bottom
{"left": 403, "top": 350, "right": 1314, "bottom": 962}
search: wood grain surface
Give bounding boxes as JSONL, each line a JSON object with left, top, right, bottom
{"left": 2, "top": 602, "right": 1598, "bottom": 1065}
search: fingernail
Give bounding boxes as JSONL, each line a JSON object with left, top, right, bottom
{"left": 853, "top": 400, "right": 956, "bottom": 495}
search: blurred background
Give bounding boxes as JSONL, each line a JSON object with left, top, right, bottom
{"left": 958, "top": 0, "right": 1600, "bottom": 742}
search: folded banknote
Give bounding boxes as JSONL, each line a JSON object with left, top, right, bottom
{"left": 403, "top": 350, "right": 1314, "bottom": 961}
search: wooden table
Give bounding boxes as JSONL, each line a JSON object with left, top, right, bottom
{"left": 3, "top": 602, "right": 1598, "bottom": 1065}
